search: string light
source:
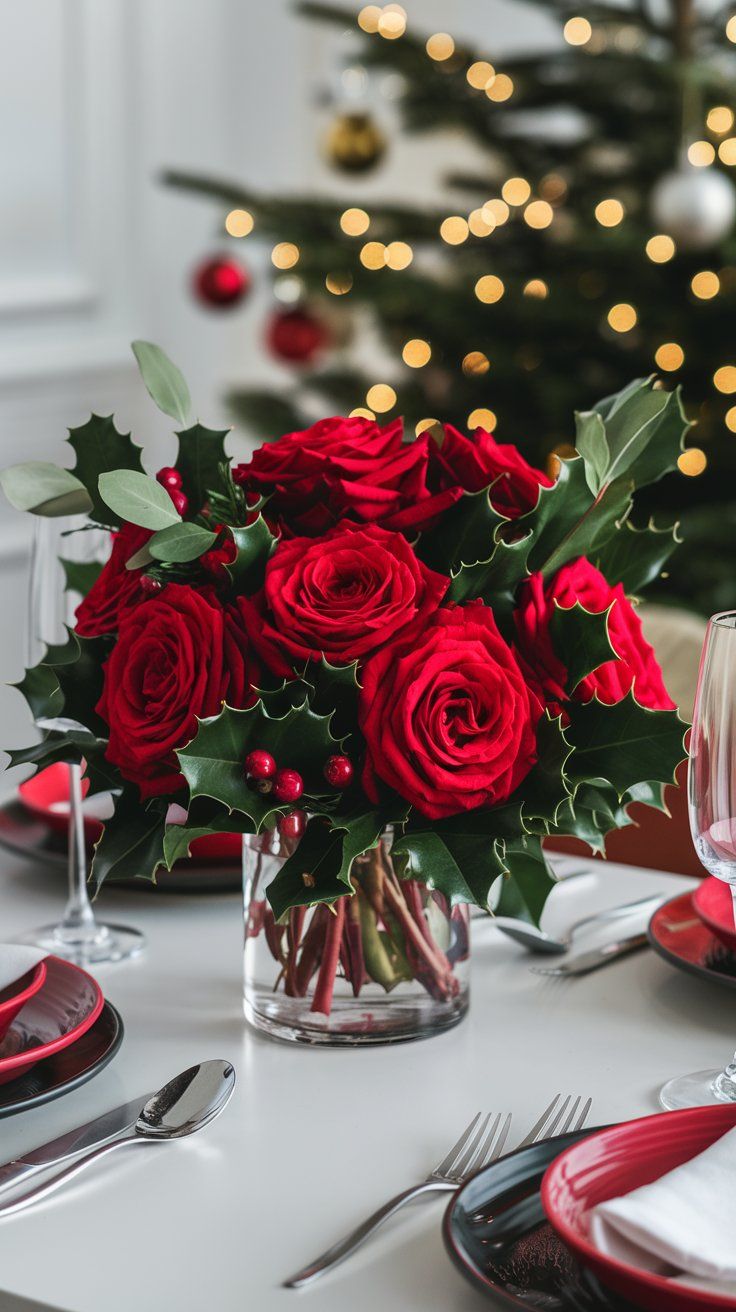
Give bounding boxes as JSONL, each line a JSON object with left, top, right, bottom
{"left": 678, "top": 448, "right": 707, "bottom": 476}
{"left": 691, "top": 270, "right": 720, "bottom": 299}
{"left": 360, "top": 241, "right": 387, "bottom": 269}
{"left": 655, "top": 342, "right": 684, "bottom": 371}
{"left": 486, "top": 74, "right": 513, "bottom": 101}
{"left": 524, "top": 279, "right": 549, "bottom": 298}
{"left": 484, "top": 199, "right": 510, "bottom": 225}
{"left": 468, "top": 407, "right": 497, "bottom": 430}
{"left": 340, "top": 208, "right": 370, "bottom": 236}
{"left": 366, "top": 383, "right": 397, "bottom": 411}
{"left": 385, "top": 240, "right": 413, "bottom": 269}
{"left": 646, "top": 234, "right": 676, "bottom": 263}
{"left": 402, "top": 338, "right": 431, "bottom": 367}
{"left": 475, "top": 275, "right": 505, "bottom": 303}
{"left": 502, "top": 177, "right": 531, "bottom": 206}
{"left": 714, "top": 366, "right": 736, "bottom": 393}
{"left": 726, "top": 15, "right": 736, "bottom": 41}
{"left": 225, "top": 209, "right": 254, "bottom": 237}
{"left": 607, "top": 303, "right": 637, "bottom": 332}
{"left": 595, "top": 198, "right": 625, "bottom": 227}
{"left": 349, "top": 407, "right": 376, "bottom": 419}
{"left": 719, "top": 138, "right": 736, "bottom": 164}
{"left": 467, "top": 61, "right": 495, "bottom": 90}
{"left": 707, "top": 106, "right": 734, "bottom": 134}
{"left": 688, "top": 140, "right": 716, "bottom": 166}
{"left": 415, "top": 417, "right": 442, "bottom": 437}
{"left": 524, "top": 200, "right": 554, "bottom": 229}
{"left": 726, "top": 406, "right": 736, "bottom": 432}
{"left": 462, "top": 351, "right": 490, "bottom": 376}
{"left": 377, "top": 6, "right": 406, "bottom": 39}
{"left": 468, "top": 207, "right": 495, "bottom": 236}
{"left": 325, "top": 272, "right": 353, "bottom": 295}
{"left": 440, "top": 216, "right": 469, "bottom": 245}
{"left": 563, "top": 16, "right": 593, "bottom": 45}
{"left": 426, "top": 32, "right": 454, "bottom": 60}
{"left": 357, "top": 5, "right": 382, "bottom": 32}
{"left": 271, "top": 242, "right": 300, "bottom": 269}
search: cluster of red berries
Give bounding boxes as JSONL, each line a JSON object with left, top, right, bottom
{"left": 243, "top": 749, "right": 354, "bottom": 802}
{"left": 156, "top": 466, "right": 188, "bottom": 517}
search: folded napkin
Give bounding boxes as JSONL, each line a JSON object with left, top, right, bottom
{"left": 590, "top": 1124, "right": 736, "bottom": 1293}
{"left": 0, "top": 946, "right": 46, "bottom": 995}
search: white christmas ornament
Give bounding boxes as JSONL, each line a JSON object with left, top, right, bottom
{"left": 650, "top": 163, "right": 736, "bottom": 250}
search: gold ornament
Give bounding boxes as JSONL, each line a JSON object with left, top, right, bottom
{"left": 325, "top": 112, "right": 386, "bottom": 174}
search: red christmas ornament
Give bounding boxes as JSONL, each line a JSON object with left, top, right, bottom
{"left": 272, "top": 768, "right": 304, "bottom": 804}
{"left": 140, "top": 576, "right": 163, "bottom": 596}
{"left": 193, "top": 255, "right": 251, "bottom": 309}
{"left": 156, "top": 467, "right": 183, "bottom": 491}
{"left": 278, "top": 809, "right": 306, "bottom": 840}
{"left": 168, "top": 488, "right": 189, "bottom": 517}
{"left": 244, "top": 749, "right": 276, "bottom": 782}
{"left": 266, "top": 308, "right": 327, "bottom": 364}
{"left": 324, "top": 754, "right": 354, "bottom": 789}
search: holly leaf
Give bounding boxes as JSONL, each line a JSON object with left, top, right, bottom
{"left": 131, "top": 340, "right": 191, "bottom": 426}
{"left": 593, "top": 518, "right": 681, "bottom": 595}
{"left": 61, "top": 558, "right": 103, "bottom": 597}
{"left": 267, "top": 811, "right": 387, "bottom": 920}
{"left": 516, "top": 713, "right": 573, "bottom": 830}
{"left": 67, "top": 416, "right": 145, "bottom": 527}
{"left": 163, "top": 804, "right": 254, "bottom": 868}
{"left": 175, "top": 423, "right": 230, "bottom": 511}
{"left": 98, "top": 470, "right": 181, "bottom": 531}
{"left": 176, "top": 698, "right": 343, "bottom": 829}
{"left": 550, "top": 602, "right": 616, "bottom": 693}
{"left": 0, "top": 463, "right": 92, "bottom": 518}
{"left": 417, "top": 486, "right": 508, "bottom": 574}
{"left": 306, "top": 657, "right": 361, "bottom": 741}
{"left": 525, "top": 457, "right": 632, "bottom": 580}
{"left": 7, "top": 731, "right": 111, "bottom": 784}
{"left": 447, "top": 532, "right": 532, "bottom": 615}
{"left": 392, "top": 805, "right": 520, "bottom": 908}
{"left": 565, "top": 694, "right": 686, "bottom": 798}
{"left": 90, "top": 790, "right": 167, "bottom": 889}
{"left": 496, "top": 834, "right": 556, "bottom": 926}
{"left": 148, "top": 522, "right": 216, "bottom": 563}
{"left": 225, "top": 516, "right": 275, "bottom": 592}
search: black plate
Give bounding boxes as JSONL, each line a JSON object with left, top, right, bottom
{"left": 443, "top": 1129, "right": 636, "bottom": 1310}
{"left": 0, "top": 798, "right": 239, "bottom": 893}
{"left": 0, "top": 1001, "right": 123, "bottom": 1117}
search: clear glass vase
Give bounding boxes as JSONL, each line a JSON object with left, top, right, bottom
{"left": 242, "top": 828, "right": 470, "bottom": 1045}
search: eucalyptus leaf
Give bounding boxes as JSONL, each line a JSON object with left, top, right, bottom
{"left": 98, "top": 470, "right": 181, "bottom": 531}
{"left": 131, "top": 341, "right": 191, "bottom": 426}
{"left": 574, "top": 410, "right": 609, "bottom": 496}
{"left": 149, "top": 522, "right": 216, "bottom": 563}
{"left": 0, "top": 463, "right": 92, "bottom": 518}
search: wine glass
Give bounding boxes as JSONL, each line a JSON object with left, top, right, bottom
{"left": 17, "top": 516, "right": 145, "bottom": 964}
{"left": 660, "top": 610, "right": 736, "bottom": 1109}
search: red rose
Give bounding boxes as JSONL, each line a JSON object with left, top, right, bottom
{"left": 232, "top": 416, "right": 457, "bottom": 536}
{"left": 75, "top": 523, "right": 152, "bottom": 638}
{"left": 514, "top": 557, "right": 675, "bottom": 714}
{"left": 238, "top": 523, "right": 449, "bottom": 675}
{"left": 360, "top": 602, "right": 541, "bottom": 820}
{"left": 97, "top": 583, "right": 258, "bottom": 798}
{"left": 428, "top": 424, "right": 552, "bottom": 520}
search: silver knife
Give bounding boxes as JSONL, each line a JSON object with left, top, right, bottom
{"left": 530, "top": 931, "right": 649, "bottom": 977}
{"left": 0, "top": 1094, "right": 150, "bottom": 1195}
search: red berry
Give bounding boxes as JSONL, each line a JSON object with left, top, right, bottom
{"left": 140, "top": 575, "right": 163, "bottom": 595}
{"left": 278, "top": 809, "right": 306, "bottom": 840}
{"left": 272, "top": 768, "right": 304, "bottom": 804}
{"left": 156, "top": 466, "right": 183, "bottom": 491}
{"left": 169, "top": 487, "right": 188, "bottom": 516}
{"left": 244, "top": 749, "right": 276, "bottom": 781}
{"left": 324, "top": 754, "right": 353, "bottom": 789}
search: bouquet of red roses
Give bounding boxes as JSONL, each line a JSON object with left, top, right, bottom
{"left": 2, "top": 344, "right": 686, "bottom": 1016}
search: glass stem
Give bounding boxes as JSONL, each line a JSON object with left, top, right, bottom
{"left": 57, "top": 763, "right": 102, "bottom": 944}
{"left": 714, "top": 1052, "right": 736, "bottom": 1102}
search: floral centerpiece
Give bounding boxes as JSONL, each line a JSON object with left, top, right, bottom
{"left": 2, "top": 345, "right": 687, "bottom": 1043}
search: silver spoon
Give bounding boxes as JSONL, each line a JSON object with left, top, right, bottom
{"left": 492, "top": 893, "right": 670, "bottom": 955}
{"left": 0, "top": 1059, "right": 235, "bottom": 1219}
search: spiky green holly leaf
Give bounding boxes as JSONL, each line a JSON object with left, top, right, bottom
{"left": 0, "top": 463, "right": 92, "bottom": 518}
{"left": 549, "top": 781, "right": 632, "bottom": 854}
{"left": 175, "top": 423, "right": 230, "bottom": 511}
{"left": 61, "top": 558, "right": 103, "bottom": 597}
{"left": 131, "top": 340, "right": 191, "bottom": 426}
{"left": 90, "top": 789, "right": 167, "bottom": 889}
{"left": 7, "top": 732, "right": 117, "bottom": 795}
{"left": 524, "top": 457, "right": 632, "bottom": 580}
{"left": 392, "top": 804, "right": 521, "bottom": 909}
{"left": 163, "top": 802, "right": 254, "bottom": 868}
{"left": 447, "top": 532, "right": 532, "bottom": 617}
{"left": 495, "top": 834, "right": 556, "bottom": 926}
{"left": 148, "top": 522, "right": 216, "bottom": 563}
{"left": 267, "top": 811, "right": 389, "bottom": 920}
{"left": 592, "top": 377, "right": 691, "bottom": 490}
{"left": 593, "top": 518, "right": 681, "bottom": 595}
{"left": 306, "top": 657, "right": 361, "bottom": 740}
{"left": 226, "top": 516, "right": 276, "bottom": 592}
{"left": 176, "top": 698, "right": 343, "bottom": 828}
{"left": 13, "top": 630, "right": 105, "bottom": 734}
{"left": 98, "top": 470, "right": 181, "bottom": 532}
{"left": 417, "top": 485, "right": 508, "bottom": 575}
{"left": 565, "top": 693, "right": 686, "bottom": 799}
{"left": 516, "top": 713, "right": 573, "bottom": 830}
{"left": 550, "top": 602, "right": 616, "bottom": 693}
{"left": 67, "top": 416, "right": 145, "bottom": 527}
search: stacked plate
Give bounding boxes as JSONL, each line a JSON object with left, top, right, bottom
{"left": 648, "top": 877, "right": 736, "bottom": 989}
{"left": 0, "top": 955, "right": 122, "bottom": 1117}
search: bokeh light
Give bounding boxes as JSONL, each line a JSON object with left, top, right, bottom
{"left": 402, "top": 338, "right": 431, "bottom": 367}
{"left": 607, "top": 302, "right": 637, "bottom": 332}
{"left": 225, "top": 209, "right": 254, "bottom": 237}
{"left": 340, "top": 207, "right": 370, "bottom": 236}
{"left": 366, "top": 383, "right": 397, "bottom": 411}
{"left": 475, "top": 275, "right": 505, "bottom": 303}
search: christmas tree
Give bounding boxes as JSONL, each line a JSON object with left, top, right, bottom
{"left": 166, "top": 0, "right": 736, "bottom": 614}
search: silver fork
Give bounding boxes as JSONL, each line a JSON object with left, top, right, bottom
{"left": 282, "top": 1110, "right": 512, "bottom": 1289}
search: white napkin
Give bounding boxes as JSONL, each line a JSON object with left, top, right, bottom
{"left": 0, "top": 946, "right": 46, "bottom": 994}
{"left": 590, "top": 1124, "right": 736, "bottom": 1293}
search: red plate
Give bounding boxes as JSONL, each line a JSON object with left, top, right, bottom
{"left": 0, "top": 960, "right": 46, "bottom": 1043}
{"left": 693, "top": 877, "right": 736, "bottom": 954}
{"left": 542, "top": 1104, "right": 736, "bottom": 1311}
{"left": 648, "top": 891, "right": 736, "bottom": 989}
{"left": 18, "top": 765, "right": 240, "bottom": 863}
{"left": 0, "top": 956, "right": 103, "bottom": 1085}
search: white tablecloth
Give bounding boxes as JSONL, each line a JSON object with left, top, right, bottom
{"left": 0, "top": 855, "right": 724, "bottom": 1312}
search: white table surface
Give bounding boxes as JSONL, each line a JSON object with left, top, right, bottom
{"left": 0, "top": 854, "right": 727, "bottom": 1312}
